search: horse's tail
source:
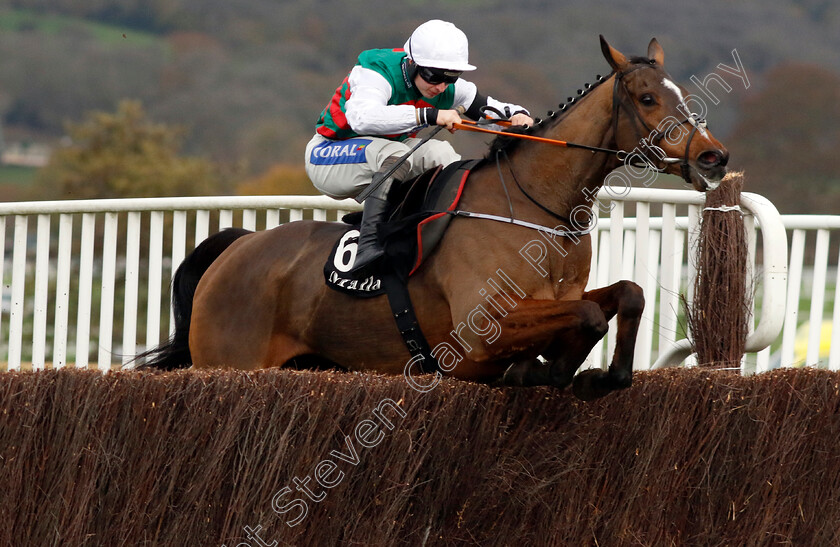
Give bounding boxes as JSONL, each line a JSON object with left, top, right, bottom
{"left": 134, "top": 227, "right": 253, "bottom": 370}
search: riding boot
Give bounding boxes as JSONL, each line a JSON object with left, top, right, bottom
{"left": 351, "top": 156, "right": 411, "bottom": 276}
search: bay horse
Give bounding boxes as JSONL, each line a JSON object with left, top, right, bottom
{"left": 140, "top": 37, "right": 728, "bottom": 400}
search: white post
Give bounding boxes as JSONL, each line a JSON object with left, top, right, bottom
{"left": 658, "top": 204, "right": 679, "bottom": 350}
{"left": 53, "top": 214, "right": 73, "bottom": 368}
{"left": 31, "top": 214, "right": 51, "bottom": 369}
{"left": 195, "top": 210, "right": 210, "bottom": 245}
{"left": 780, "top": 229, "right": 805, "bottom": 367}
{"left": 806, "top": 229, "right": 830, "bottom": 366}
{"left": 75, "top": 213, "right": 96, "bottom": 368}
{"left": 8, "top": 216, "right": 28, "bottom": 370}
{"left": 266, "top": 209, "right": 281, "bottom": 229}
{"left": 243, "top": 209, "right": 257, "bottom": 231}
{"left": 633, "top": 202, "right": 652, "bottom": 369}
{"left": 122, "top": 212, "right": 142, "bottom": 364}
{"left": 219, "top": 210, "right": 233, "bottom": 230}
{"left": 146, "top": 211, "right": 164, "bottom": 349}
{"left": 97, "top": 212, "right": 119, "bottom": 371}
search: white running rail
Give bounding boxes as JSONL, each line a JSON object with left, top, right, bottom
{"left": 0, "top": 196, "right": 357, "bottom": 371}
{"left": 0, "top": 189, "right": 812, "bottom": 373}
{"left": 588, "top": 189, "right": 788, "bottom": 371}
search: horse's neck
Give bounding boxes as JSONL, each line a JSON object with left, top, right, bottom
{"left": 505, "top": 82, "right": 619, "bottom": 219}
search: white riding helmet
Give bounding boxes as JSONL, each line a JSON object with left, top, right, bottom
{"left": 404, "top": 20, "right": 476, "bottom": 72}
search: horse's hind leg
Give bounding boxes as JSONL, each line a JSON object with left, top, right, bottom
{"left": 499, "top": 299, "right": 609, "bottom": 388}
{"left": 572, "top": 280, "right": 645, "bottom": 400}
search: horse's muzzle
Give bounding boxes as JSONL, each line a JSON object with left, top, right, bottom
{"left": 693, "top": 148, "right": 729, "bottom": 190}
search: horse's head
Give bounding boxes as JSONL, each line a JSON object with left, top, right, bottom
{"left": 601, "top": 36, "right": 729, "bottom": 191}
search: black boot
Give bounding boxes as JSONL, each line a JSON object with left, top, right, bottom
{"left": 351, "top": 156, "right": 411, "bottom": 276}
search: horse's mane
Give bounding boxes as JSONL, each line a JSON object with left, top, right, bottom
{"left": 486, "top": 63, "right": 660, "bottom": 158}
{"left": 485, "top": 72, "right": 612, "bottom": 157}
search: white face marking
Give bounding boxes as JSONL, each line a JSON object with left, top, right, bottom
{"left": 662, "top": 78, "right": 685, "bottom": 104}
{"left": 662, "top": 78, "right": 708, "bottom": 137}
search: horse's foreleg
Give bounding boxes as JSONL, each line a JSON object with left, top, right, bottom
{"left": 495, "top": 299, "right": 608, "bottom": 388}
{"left": 572, "top": 280, "right": 645, "bottom": 400}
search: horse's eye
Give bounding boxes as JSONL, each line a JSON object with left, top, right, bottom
{"left": 640, "top": 94, "right": 656, "bottom": 107}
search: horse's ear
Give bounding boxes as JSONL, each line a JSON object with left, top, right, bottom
{"left": 600, "top": 35, "right": 628, "bottom": 71}
{"left": 648, "top": 38, "right": 665, "bottom": 65}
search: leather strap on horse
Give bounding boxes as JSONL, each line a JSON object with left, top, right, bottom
{"left": 611, "top": 64, "right": 708, "bottom": 185}
{"left": 381, "top": 269, "right": 440, "bottom": 374}
{"left": 459, "top": 64, "right": 710, "bottom": 184}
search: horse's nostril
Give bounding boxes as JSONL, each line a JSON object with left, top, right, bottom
{"left": 699, "top": 150, "right": 726, "bottom": 167}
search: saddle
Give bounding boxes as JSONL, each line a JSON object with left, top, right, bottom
{"left": 322, "top": 158, "right": 482, "bottom": 375}
{"left": 324, "top": 158, "right": 481, "bottom": 297}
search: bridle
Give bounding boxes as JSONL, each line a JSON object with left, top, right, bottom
{"left": 611, "top": 61, "right": 709, "bottom": 185}
{"left": 456, "top": 63, "right": 710, "bottom": 186}
{"left": 451, "top": 62, "right": 712, "bottom": 236}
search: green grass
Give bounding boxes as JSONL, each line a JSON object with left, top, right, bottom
{"left": 0, "top": 9, "right": 164, "bottom": 48}
{"left": 0, "top": 165, "right": 37, "bottom": 186}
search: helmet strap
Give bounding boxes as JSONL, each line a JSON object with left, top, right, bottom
{"left": 401, "top": 58, "right": 418, "bottom": 90}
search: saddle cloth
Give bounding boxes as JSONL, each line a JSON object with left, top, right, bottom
{"left": 324, "top": 159, "right": 481, "bottom": 298}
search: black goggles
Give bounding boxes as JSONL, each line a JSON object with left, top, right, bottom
{"left": 417, "top": 66, "right": 462, "bottom": 85}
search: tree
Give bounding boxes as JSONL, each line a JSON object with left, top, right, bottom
{"left": 35, "top": 100, "right": 225, "bottom": 199}
{"left": 235, "top": 163, "right": 317, "bottom": 195}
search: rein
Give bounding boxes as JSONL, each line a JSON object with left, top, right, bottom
{"left": 496, "top": 149, "right": 574, "bottom": 225}
{"left": 429, "top": 63, "right": 708, "bottom": 240}
{"left": 453, "top": 119, "right": 629, "bottom": 160}
{"left": 454, "top": 63, "right": 709, "bottom": 181}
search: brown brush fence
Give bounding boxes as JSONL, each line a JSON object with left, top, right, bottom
{"left": 688, "top": 172, "right": 751, "bottom": 367}
{"left": 1, "top": 367, "right": 840, "bottom": 546}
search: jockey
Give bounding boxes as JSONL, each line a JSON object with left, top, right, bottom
{"left": 305, "top": 19, "right": 534, "bottom": 276}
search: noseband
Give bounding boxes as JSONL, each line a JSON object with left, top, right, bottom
{"left": 612, "top": 63, "right": 708, "bottom": 185}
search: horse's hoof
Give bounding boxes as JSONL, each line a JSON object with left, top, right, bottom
{"left": 573, "top": 369, "right": 633, "bottom": 400}
{"left": 501, "top": 359, "right": 545, "bottom": 387}
{"left": 572, "top": 369, "right": 614, "bottom": 401}
{"left": 500, "top": 363, "right": 524, "bottom": 386}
